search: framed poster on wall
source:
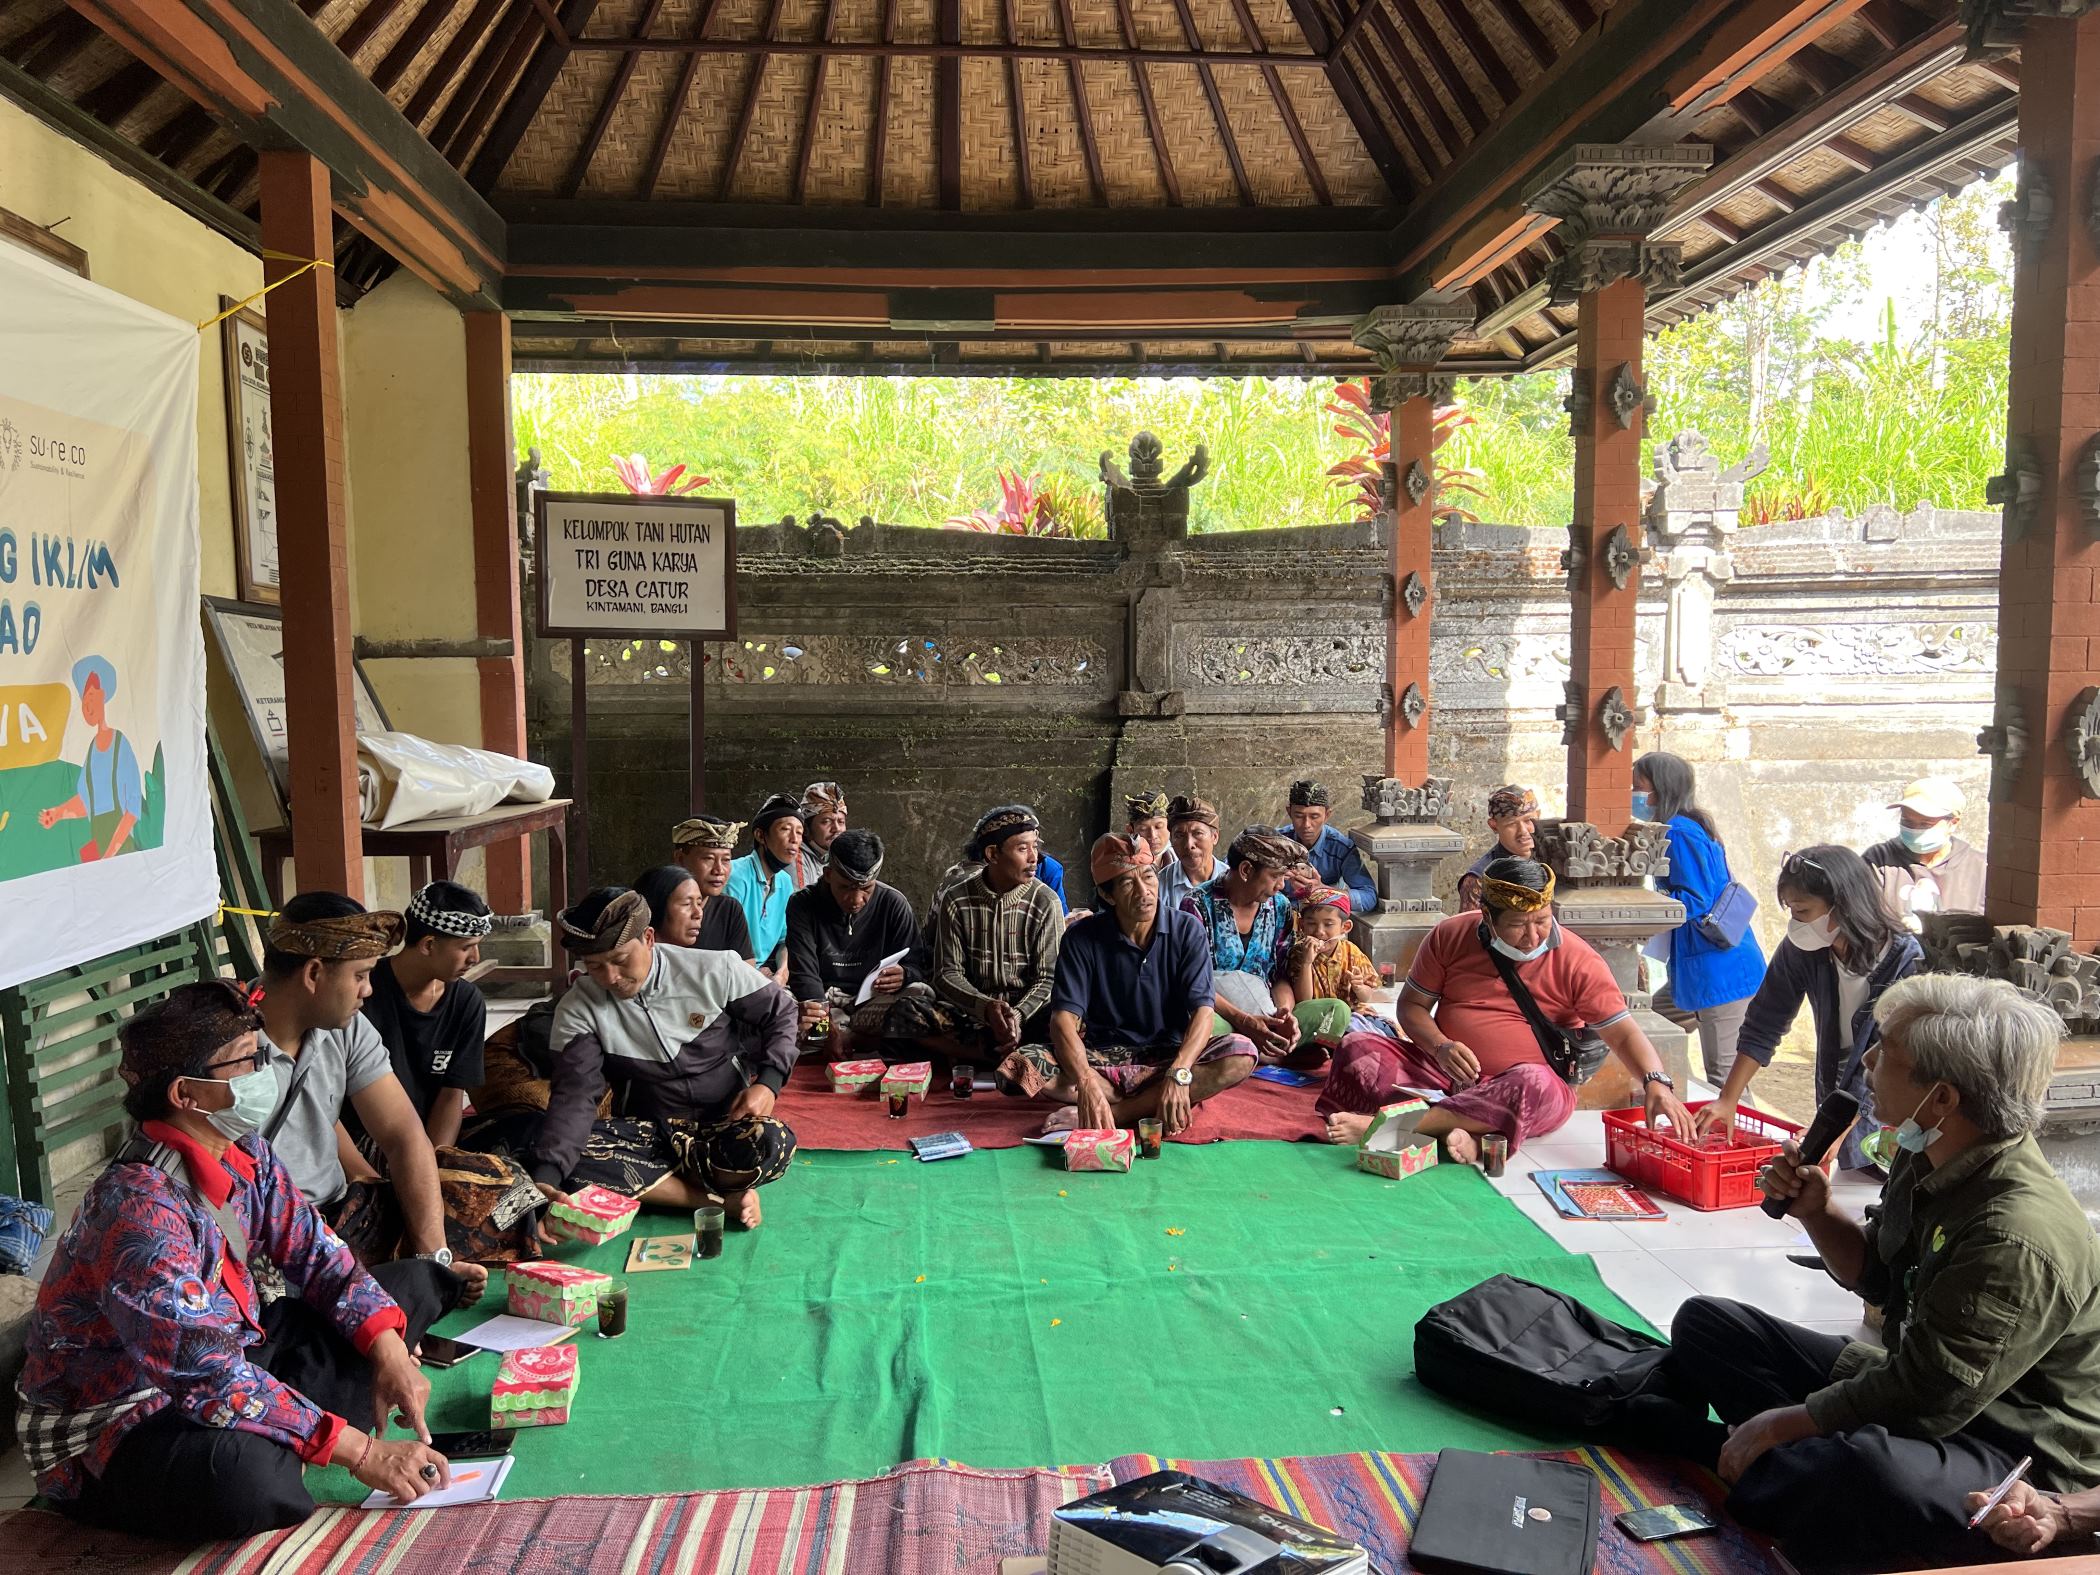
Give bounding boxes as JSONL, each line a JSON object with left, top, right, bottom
{"left": 219, "top": 299, "right": 279, "bottom": 603}
{"left": 202, "top": 596, "right": 391, "bottom": 819}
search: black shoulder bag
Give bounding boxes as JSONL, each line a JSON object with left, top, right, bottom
{"left": 1477, "top": 922, "right": 1610, "bottom": 1085}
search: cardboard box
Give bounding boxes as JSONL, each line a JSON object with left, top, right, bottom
{"left": 547, "top": 1184, "right": 640, "bottom": 1246}
{"left": 492, "top": 1344, "right": 579, "bottom": 1429}
{"left": 828, "top": 1058, "right": 886, "bottom": 1094}
{"left": 1356, "top": 1100, "right": 1438, "bottom": 1181}
{"left": 880, "top": 1061, "right": 933, "bottom": 1097}
{"left": 1063, "top": 1128, "right": 1135, "bottom": 1173}
{"left": 506, "top": 1259, "right": 614, "bottom": 1327}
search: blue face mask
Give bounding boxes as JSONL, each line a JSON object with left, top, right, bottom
{"left": 1893, "top": 1082, "right": 1945, "bottom": 1154}
{"left": 1630, "top": 791, "right": 1655, "bottom": 822}
{"left": 1491, "top": 929, "right": 1553, "bottom": 965}
{"left": 193, "top": 1065, "right": 280, "bottom": 1143}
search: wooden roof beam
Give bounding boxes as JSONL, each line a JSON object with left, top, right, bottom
{"left": 1221, "top": 0, "right": 1331, "bottom": 203}
{"left": 1389, "top": 0, "right": 1490, "bottom": 134}
{"left": 1112, "top": 0, "right": 1181, "bottom": 204}
{"left": 403, "top": 0, "right": 507, "bottom": 124}
{"left": 1166, "top": 0, "right": 1256, "bottom": 205}
{"left": 465, "top": 0, "right": 603, "bottom": 189}
{"left": 718, "top": 0, "right": 787, "bottom": 201}
{"left": 1485, "top": 0, "right": 1554, "bottom": 71}
{"left": 1360, "top": 4, "right": 1464, "bottom": 156}
{"left": 794, "top": 0, "right": 842, "bottom": 203}
{"left": 1279, "top": 0, "right": 1411, "bottom": 197}
{"left": 373, "top": 0, "right": 465, "bottom": 94}
{"left": 338, "top": 0, "right": 414, "bottom": 62}
{"left": 1889, "top": 92, "right": 1954, "bottom": 132}
{"left": 639, "top": 0, "right": 727, "bottom": 197}
{"left": 1673, "top": 0, "right": 1869, "bottom": 116}
{"left": 1051, "top": 0, "right": 1108, "bottom": 203}
{"left": 430, "top": 0, "right": 536, "bottom": 153}
{"left": 563, "top": 0, "right": 668, "bottom": 197}
{"left": 1427, "top": 0, "right": 1519, "bottom": 105}
{"left": 560, "top": 34, "right": 1320, "bottom": 63}
{"left": 66, "top": 0, "right": 504, "bottom": 305}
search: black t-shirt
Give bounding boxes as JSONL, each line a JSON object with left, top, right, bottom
{"left": 693, "top": 895, "right": 754, "bottom": 959}
{"left": 350, "top": 958, "right": 488, "bottom": 1141}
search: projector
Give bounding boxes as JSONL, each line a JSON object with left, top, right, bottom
{"left": 1047, "top": 1470, "right": 1369, "bottom": 1575}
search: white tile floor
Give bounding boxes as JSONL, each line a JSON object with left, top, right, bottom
{"left": 1497, "top": 1107, "right": 1885, "bottom": 1348}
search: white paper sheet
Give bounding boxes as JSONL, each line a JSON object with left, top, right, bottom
{"left": 856, "top": 947, "right": 911, "bottom": 1004}
{"left": 454, "top": 1313, "right": 577, "bottom": 1353}
{"left": 363, "top": 1453, "right": 516, "bottom": 1509}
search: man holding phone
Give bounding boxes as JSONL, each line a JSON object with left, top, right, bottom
{"left": 16, "top": 982, "right": 457, "bottom": 1541}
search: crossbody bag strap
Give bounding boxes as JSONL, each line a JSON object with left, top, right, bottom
{"left": 115, "top": 1133, "right": 251, "bottom": 1263}
{"left": 1477, "top": 922, "right": 1577, "bottom": 1078}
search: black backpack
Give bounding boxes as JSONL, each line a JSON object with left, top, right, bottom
{"left": 1414, "top": 1275, "right": 1714, "bottom": 1451}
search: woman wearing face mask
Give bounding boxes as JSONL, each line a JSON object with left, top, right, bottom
{"left": 1633, "top": 752, "right": 1765, "bottom": 1088}
{"left": 1690, "top": 845, "right": 1920, "bottom": 1170}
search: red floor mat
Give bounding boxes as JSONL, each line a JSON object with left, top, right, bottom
{"left": 772, "top": 1058, "right": 1328, "bottom": 1150}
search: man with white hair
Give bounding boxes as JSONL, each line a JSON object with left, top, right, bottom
{"left": 1644, "top": 973, "right": 2100, "bottom": 1573}
{"left": 1861, "top": 776, "right": 1986, "bottom": 928}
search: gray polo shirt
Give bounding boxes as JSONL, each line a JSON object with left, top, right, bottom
{"left": 260, "top": 1016, "right": 394, "bottom": 1206}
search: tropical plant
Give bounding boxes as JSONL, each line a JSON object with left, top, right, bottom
{"left": 612, "top": 453, "right": 710, "bottom": 495}
{"left": 943, "top": 469, "right": 1103, "bottom": 537}
{"left": 1322, "top": 378, "right": 1486, "bottom": 522}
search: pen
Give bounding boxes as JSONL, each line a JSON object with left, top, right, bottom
{"left": 1968, "top": 1455, "right": 2032, "bottom": 1530}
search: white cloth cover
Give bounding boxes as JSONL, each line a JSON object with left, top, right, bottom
{"left": 356, "top": 730, "right": 554, "bottom": 829}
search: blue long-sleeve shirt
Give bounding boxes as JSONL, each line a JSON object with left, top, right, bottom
{"left": 1280, "top": 824, "right": 1377, "bottom": 914}
{"left": 1655, "top": 816, "right": 1765, "bottom": 1011}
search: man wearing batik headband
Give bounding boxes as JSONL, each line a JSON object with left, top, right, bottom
{"left": 353, "top": 881, "right": 490, "bottom": 1154}
{"left": 1002, "top": 833, "right": 1255, "bottom": 1137}
{"left": 926, "top": 804, "right": 1066, "bottom": 1060}
{"left": 796, "top": 781, "right": 849, "bottom": 883}
{"left": 1159, "top": 794, "right": 1225, "bottom": 915}
{"left": 726, "top": 793, "right": 806, "bottom": 980}
{"left": 533, "top": 887, "right": 798, "bottom": 1230}
{"left": 1280, "top": 779, "right": 1377, "bottom": 914}
{"left": 1125, "top": 788, "right": 1171, "bottom": 862}
{"left": 17, "top": 981, "right": 458, "bottom": 1537}
{"left": 669, "top": 815, "right": 755, "bottom": 955}
{"left": 785, "top": 828, "right": 931, "bottom": 1057}
{"left": 1317, "top": 856, "right": 1691, "bottom": 1159}
{"left": 1456, "top": 784, "right": 1541, "bottom": 911}
{"left": 254, "top": 893, "right": 486, "bottom": 1298}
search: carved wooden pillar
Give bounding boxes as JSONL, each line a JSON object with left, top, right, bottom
{"left": 1524, "top": 144, "right": 1710, "bottom": 834}
{"left": 1353, "top": 300, "right": 1472, "bottom": 784}
{"left": 1980, "top": 4, "right": 2100, "bottom": 941}
{"left": 260, "top": 150, "right": 362, "bottom": 900}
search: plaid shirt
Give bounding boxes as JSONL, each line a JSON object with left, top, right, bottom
{"left": 15, "top": 1121, "right": 403, "bottom": 1499}
{"left": 929, "top": 869, "right": 1064, "bottom": 1024}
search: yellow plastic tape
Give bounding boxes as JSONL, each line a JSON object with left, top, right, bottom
{"left": 196, "top": 254, "right": 333, "bottom": 331}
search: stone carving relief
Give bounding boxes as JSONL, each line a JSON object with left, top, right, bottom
{"left": 1646, "top": 430, "right": 1757, "bottom": 710}
{"left": 1557, "top": 680, "right": 1585, "bottom": 747}
{"left": 1598, "top": 685, "right": 1638, "bottom": 750}
{"left": 2076, "top": 433, "right": 2100, "bottom": 534}
{"left": 1607, "top": 364, "right": 1654, "bottom": 430}
{"left": 2068, "top": 686, "right": 2100, "bottom": 799}
{"left": 1522, "top": 144, "right": 1711, "bottom": 304}
{"left": 1723, "top": 621, "right": 1995, "bottom": 678}
{"left": 1193, "top": 634, "right": 1384, "bottom": 687}
{"left": 1399, "top": 682, "right": 1428, "bottom": 728}
{"left": 1918, "top": 913, "right": 2100, "bottom": 1034}
{"left": 552, "top": 634, "right": 1108, "bottom": 688}
{"left": 1563, "top": 381, "right": 1591, "bottom": 439}
{"left": 1987, "top": 436, "right": 2042, "bottom": 540}
{"left": 1399, "top": 570, "right": 1429, "bottom": 618}
{"left": 1536, "top": 818, "right": 1672, "bottom": 886}
{"left": 1352, "top": 302, "right": 1474, "bottom": 410}
{"left": 1601, "top": 524, "right": 1639, "bottom": 591}
{"left": 1997, "top": 164, "right": 2054, "bottom": 263}
{"left": 1404, "top": 461, "right": 1431, "bottom": 506}
{"left": 1976, "top": 685, "right": 2029, "bottom": 804}
{"left": 1960, "top": 0, "right": 2098, "bottom": 59}
{"left": 1438, "top": 633, "right": 1574, "bottom": 690}
{"left": 1361, "top": 774, "right": 1453, "bottom": 824}
{"left": 1102, "top": 430, "right": 1209, "bottom": 538}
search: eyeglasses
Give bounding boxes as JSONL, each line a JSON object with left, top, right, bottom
{"left": 1779, "top": 851, "right": 1827, "bottom": 878}
{"left": 200, "top": 1047, "right": 269, "bottom": 1078}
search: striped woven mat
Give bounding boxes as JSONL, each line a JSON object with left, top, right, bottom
{"left": 0, "top": 1447, "right": 1775, "bottom": 1574}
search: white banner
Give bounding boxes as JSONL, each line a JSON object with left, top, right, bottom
{"left": 0, "top": 243, "right": 215, "bottom": 989}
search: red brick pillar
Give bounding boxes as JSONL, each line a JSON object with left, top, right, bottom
{"left": 1523, "top": 143, "right": 1711, "bottom": 833}
{"left": 260, "top": 151, "right": 362, "bottom": 901}
{"left": 1983, "top": 8, "right": 2100, "bottom": 941}
{"left": 1353, "top": 300, "right": 1473, "bottom": 786}
{"left": 465, "top": 311, "right": 530, "bottom": 915}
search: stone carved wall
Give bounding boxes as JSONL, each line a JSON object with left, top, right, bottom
{"left": 526, "top": 469, "right": 2001, "bottom": 919}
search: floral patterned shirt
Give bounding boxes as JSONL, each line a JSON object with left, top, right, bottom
{"left": 1184, "top": 880, "right": 1293, "bottom": 982}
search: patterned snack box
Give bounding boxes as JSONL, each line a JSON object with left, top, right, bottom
{"left": 491, "top": 1344, "right": 580, "bottom": 1429}
{"left": 547, "top": 1184, "right": 640, "bottom": 1246}
{"left": 828, "top": 1058, "right": 887, "bottom": 1094}
{"left": 880, "top": 1062, "right": 933, "bottom": 1098}
{"left": 1063, "top": 1129, "right": 1136, "bottom": 1173}
{"left": 506, "top": 1259, "right": 613, "bottom": 1327}
{"left": 1356, "top": 1100, "right": 1439, "bottom": 1181}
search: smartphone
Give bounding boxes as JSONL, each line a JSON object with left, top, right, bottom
{"left": 426, "top": 1428, "right": 514, "bottom": 1459}
{"left": 418, "top": 1335, "right": 478, "bottom": 1369}
{"left": 1615, "top": 1504, "right": 1719, "bottom": 1542}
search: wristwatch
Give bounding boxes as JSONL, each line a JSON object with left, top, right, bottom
{"left": 416, "top": 1247, "right": 455, "bottom": 1268}
{"left": 1170, "top": 1067, "right": 1194, "bottom": 1087}
{"left": 1642, "top": 1071, "right": 1675, "bottom": 1091}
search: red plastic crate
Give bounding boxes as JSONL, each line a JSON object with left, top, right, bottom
{"left": 1602, "top": 1101, "right": 1803, "bottom": 1211}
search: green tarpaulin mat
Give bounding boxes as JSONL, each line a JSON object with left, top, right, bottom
{"left": 317, "top": 1142, "right": 1652, "bottom": 1502}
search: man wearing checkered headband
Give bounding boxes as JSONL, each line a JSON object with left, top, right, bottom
{"left": 352, "top": 881, "right": 494, "bottom": 1158}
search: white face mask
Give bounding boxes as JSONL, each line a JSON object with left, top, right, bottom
{"left": 1786, "top": 914, "right": 1835, "bottom": 953}
{"left": 192, "top": 1065, "right": 280, "bottom": 1143}
{"left": 1491, "top": 929, "right": 1553, "bottom": 965}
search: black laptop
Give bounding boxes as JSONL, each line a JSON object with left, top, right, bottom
{"left": 1408, "top": 1450, "right": 1600, "bottom": 1575}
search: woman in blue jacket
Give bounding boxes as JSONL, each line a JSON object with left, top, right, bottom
{"left": 1690, "top": 844, "right": 1921, "bottom": 1171}
{"left": 1635, "top": 752, "right": 1766, "bottom": 1087}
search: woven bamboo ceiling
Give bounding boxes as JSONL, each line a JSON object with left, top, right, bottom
{"left": 0, "top": 0, "right": 2021, "bottom": 374}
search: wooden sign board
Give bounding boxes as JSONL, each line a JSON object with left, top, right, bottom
{"left": 534, "top": 491, "right": 736, "bottom": 640}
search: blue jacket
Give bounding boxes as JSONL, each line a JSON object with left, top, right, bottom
{"left": 1280, "top": 824, "right": 1377, "bottom": 914}
{"left": 1656, "top": 816, "right": 1765, "bottom": 1011}
{"left": 1040, "top": 854, "right": 1068, "bottom": 912}
{"left": 1737, "top": 930, "right": 1922, "bottom": 1169}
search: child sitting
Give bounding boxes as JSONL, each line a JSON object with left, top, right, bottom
{"left": 1287, "top": 887, "right": 1381, "bottom": 1053}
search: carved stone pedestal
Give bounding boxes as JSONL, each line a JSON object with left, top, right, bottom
{"left": 1550, "top": 885, "right": 1693, "bottom": 1107}
{"left": 1350, "top": 775, "right": 1463, "bottom": 975}
{"left": 2041, "top": 1038, "right": 2100, "bottom": 1226}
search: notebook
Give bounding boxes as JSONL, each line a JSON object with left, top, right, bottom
{"left": 362, "top": 1453, "right": 516, "bottom": 1510}
{"left": 1409, "top": 1449, "right": 1599, "bottom": 1575}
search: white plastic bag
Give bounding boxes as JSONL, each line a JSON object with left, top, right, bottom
{"left": 355, "top": 730, "right": 555, "bottom": 829}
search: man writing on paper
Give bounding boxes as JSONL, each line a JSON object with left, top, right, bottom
{"left": 16, "top": 982, "right": 453, "bottom": 1540}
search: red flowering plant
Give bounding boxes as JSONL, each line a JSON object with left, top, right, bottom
{"left": 612, "top": 453, "right": 710, "bottom": 496}
{"left": 1323, "top": 378, "right": 1484, "bottom": 522}
{"left": 943, "top": 470, "right": 1102, "bottom": 537}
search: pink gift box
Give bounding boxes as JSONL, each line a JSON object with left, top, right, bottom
{"left": 829, "top": 1058, "right": 887, "bottom": 1094}
{"left": 548, "top": 1184, "right": 640, "bottom": 1246}
{"left": 1356, "top": 1100, "right": 1438, "bottom": 1181}
{"left": 492, "top": 1344, "right": 579, "bottom": 1429}
{"left": 506, "top": 1259, "right": 614, "bottom": 1327}
{"left": 881, "top": 1062, "right": 933, "bottom": 1097}
{"left": 1063, "top": 1129, "right": 1135, "bottom": 1173}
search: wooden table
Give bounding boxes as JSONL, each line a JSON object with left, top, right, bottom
{"left": 257, "top": 799, "right": 570, "bottom": 992}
